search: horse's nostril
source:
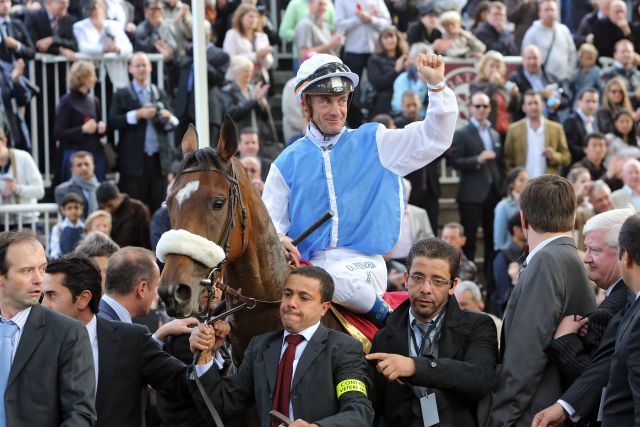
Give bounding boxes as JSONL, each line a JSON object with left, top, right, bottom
{"left": 175, "top": 284, "right": 192, "bottom": 304}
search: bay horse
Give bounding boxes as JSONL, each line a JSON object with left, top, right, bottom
{"left": 157, "top": 117, "right": 344, "bottom": 364}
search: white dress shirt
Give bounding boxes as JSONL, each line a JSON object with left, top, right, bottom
{"left": 85, "top": 315, "right": 99, "bottom": 389}
{"left": 524, "top": 118, "right": 547, "bottom": 178}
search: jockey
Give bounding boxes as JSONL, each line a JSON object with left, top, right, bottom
{"left": 262, "top": 53, "right": 458, "bottom": 326}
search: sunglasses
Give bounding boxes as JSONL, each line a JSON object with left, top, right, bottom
{"left": 473, "top": 104, "right": 490, "bottom": 109}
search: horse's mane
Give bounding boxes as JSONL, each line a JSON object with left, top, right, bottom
{"left": 176, "top": 147, "right": 227, "bottom": 175}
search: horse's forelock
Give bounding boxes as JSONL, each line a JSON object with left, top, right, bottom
{"left": 176, "top": 147, "right": 226, "bottom": 176}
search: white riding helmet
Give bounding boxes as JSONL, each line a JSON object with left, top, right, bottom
{"left": 294, "top": 54, "right": 360, "bottom": 102}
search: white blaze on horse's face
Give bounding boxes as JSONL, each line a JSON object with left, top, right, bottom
{"left": 175, "top": 180, "right": 200, "bottom": 206}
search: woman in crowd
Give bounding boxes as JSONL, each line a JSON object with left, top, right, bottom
{"left": 390, "top": 43, "right": 431, "bottom": 116}
{"left": 605, "top": 109, "right": 639, "bottom": 157}
{"left": 570, "top": 43, "right": 601, "bottom": 103}
{"left": 220, "top": 55, "right": 278, "bottom": 159}
{"left": 223, "top": 4, "right": 273, "bottom": 85}
{"left": 54, "top": 61, "right": 107, "bottom": 182}
{"left": 493, "top": 167, "right": 527, "bottom": 251}
{"left": 470, "top": 50, "right": 519, "bottom": 139}
{"left": 469, "top": 0, "right": 490, "bottom": 31}
{"left": 366, "top": 26, "right": 408, "bottom": 118}
{"left": 84, "top": 209, "right": 112, "bottom": 236}
{"left": 598, "top": 77, "right": 634, "bottom": 134}
{"left": 433, "top": 10, "right": 485, "bottom": 58}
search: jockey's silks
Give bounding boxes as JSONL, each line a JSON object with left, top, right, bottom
{"left": 274, "top": 123, "right": 404, "bottom": 261}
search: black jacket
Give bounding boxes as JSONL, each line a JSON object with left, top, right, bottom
{"left": 24, "top": 9, "right": 77, "bottom": 54}
{"left": 473, "top": 22, "right": 518, "bottom": 56}
{"left": 370, "top": 297, "right": 498, "bottom": 427}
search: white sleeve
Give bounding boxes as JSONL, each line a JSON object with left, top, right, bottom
{"left": 113, "top": 22, "right": 133, "bottom": 55}
{"left": 49, "top": 224, "right": 61, "bottom": 259}
{"left": 557, "top": 399, "right": 581, "bottom": 422}
{"left": 262, "top": 164, "right": 291, "bottom": 236}
{"left": 73, "top": 23, "right": 103, "bottom": 55}
{"left": 16, "top": 153, "right": 44, "bottom": 200}
{"left": 376, "top": 84, "right": 458, "bottom": 177}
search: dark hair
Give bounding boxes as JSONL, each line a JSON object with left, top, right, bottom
{"left": 523, "top": 89, "right": 543, "bottom": 102}
{"left": 520, "top": 175, "right": 576, "bottom": 233}
{"left": 407, "top": 238, "right": 460, "bottom": 281}
{"left": 471, "top": 0, "right": 490, "bottom": 31}
{"left": 105, "top": 247, "right": 157, "bottom": 295}
{"left": 507, "top": 212, "right": 522, "bottom": 235}
{"left": 372, "top": 114, "right": 395, "bottom": 127}
{"left": 75, "top": 232, "right": 120, "bottom": 258}
{"left": 0, "top": 231, "right": 43, "bottom": 275}
{"left": 585, "top": 132, "right": 606, "bottom": 146}
{"left": 619, "top": 213, "right": 640, "bottom": 265}
{"left": 443, "top": 222, "right": 465, "bottom": 237}
{"left": 288, "top": 266, "right": 334, "bottom": 303}
{"left": 46, "top": 254, "right": 102, "bottom": 314}
{"left": 504, "top": 166, "right": 526, "bottom": 196}
{"left": 96, "top": 182, "right": 120, "bottom": 205}
{"left": 577, "top": 87, "right": 599, "bottom": 101}
{"left": 60, "top": 192, "right": 84, "bottom": 208}
{"left": 612, "top": 109, "right": 639, "bottom": 146}
{"left": 144, "top": 0, "right": 161, "bottom": 8}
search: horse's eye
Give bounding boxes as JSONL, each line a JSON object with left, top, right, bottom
{"left": 212, "top": 198, "right": 226, "bottom": 210}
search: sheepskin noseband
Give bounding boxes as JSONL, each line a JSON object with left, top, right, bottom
{"left": 156, "top": 229, "right": 226, "bottom": 268}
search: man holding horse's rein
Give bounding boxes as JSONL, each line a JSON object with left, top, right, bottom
{"left": 262, "top": 52, "right": 458, "bottom": 326}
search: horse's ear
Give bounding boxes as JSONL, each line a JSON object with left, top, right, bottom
{"left": 217, "top": 115, "right": 238, "bottom": 163}
{"left": 181, "top": 124, "right": 198, "bottom": 156}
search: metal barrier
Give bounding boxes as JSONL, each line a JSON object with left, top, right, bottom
{"left": 27, "top": 53, "right": 165, "bottom": 187}
{"left": 0, "top": 203, "right": 60, "bottom": 251}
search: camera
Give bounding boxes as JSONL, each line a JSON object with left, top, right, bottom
{"left": 151, "top": 101, "right": 167, "bottom": 126}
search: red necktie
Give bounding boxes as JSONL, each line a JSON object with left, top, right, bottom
{"left": 272, "top": 334, "right": 304, "bottom": 425}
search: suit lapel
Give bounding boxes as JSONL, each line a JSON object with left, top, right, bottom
{"left": 616, "top": 297, "right": 640, "bottom": 345}
{"left": 263, "top": 332, "right": 283, "bottom": 393}
{"left": 382, "top": 301, "right": 411, "bottom": 355}
{"left": 292, "top": 325, "right": 328, "bottom": 389}
{"left": 7, "top": 305, "right": 45, "bottom": 386}
{"left": 468, "top": 125, "right": 486, "bottom": 153}
{"left": 437, "top": 297, "right": 469, "bottom": 359}
{"left": 95, "top": 317, "right": 121, "bottom": 414}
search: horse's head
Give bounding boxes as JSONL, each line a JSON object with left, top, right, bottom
{"left": 157, "top": 117, "right": 251, "bottom": 317}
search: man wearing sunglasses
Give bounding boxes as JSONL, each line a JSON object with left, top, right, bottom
{"left": 263, "top": 53, "right": 458, "bottom": 327}
{"left": 366, "top": 238, "right": 498, "bottom": 426}
{"left": 449, "top": 91, "right": 504, "bottom": 269}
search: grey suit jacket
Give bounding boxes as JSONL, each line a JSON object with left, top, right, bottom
{"left": 407, "top": 204, "right": 434, "bottom": 241}
{"left": 194, "top": 324, "right": 374, "bottom": 427}
{"left": 485, "top": 236, "right": 596, "bottom": 427}
{"left": 5, "top": 304, "right": 96, "bottom": 426}
{"left": 611, "top": 188, "right": 640, "bottom": 211}
{"left": 601, "top": 296, "right": 640, "bottom": 426}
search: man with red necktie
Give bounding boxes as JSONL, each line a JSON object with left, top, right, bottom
{"left": 190, "top": 266, "right": 374, "bottom": 427}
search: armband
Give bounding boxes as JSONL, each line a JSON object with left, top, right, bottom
{"left": 336, "top": 379, "right": 368, "bottom": 399}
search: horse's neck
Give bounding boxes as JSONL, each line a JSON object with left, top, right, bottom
{"left": 226, "top": 200, "right": 289, "bottom": 301}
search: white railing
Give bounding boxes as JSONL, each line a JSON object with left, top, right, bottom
{"left": 27, "top": 53, "right": 165, "bottom": 187}
{"left": 0, "top": 203, "right": 60, "bottom": 251}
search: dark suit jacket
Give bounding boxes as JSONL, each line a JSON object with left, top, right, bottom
{"left": 473, "top": 22, "right": 518, "bottom": 56}
{"left": 5, "top": 305, "right": 96, "bottom": 426}
{"left": 601, "top": 295, "right": 640, "bottom": 426}
{"left": 406, "top": 158, "right": 442, "bottom": 230}
{"left": 563, "top": 113, "right": 598, "bottom": 163}
{"left": 547, "top": 280, "right": 629, "bottom": 389}
{"left": 94, "top": 317, "right": 194, "bottom": 427}
{"left": 486, "top": 236, "right": 596, "bottom": 427}
{"left": 370, "top": 297, "right": 498, "bottom": 427}
{"left": 109, "top": 83, "right": 175, "bottom": 178}
{"left": 98, "top": 298, "right": 121, "bottom": 321}
{"left": 195, "top": 324, "right": 374, "bottom": 427}
{"left": 0, "top": 19, "right": 35, "bottom": 63}
{"left": 110, "top": 195, "right": 151, "bottom": 249}
{"left": 24, "top": 9, "right": 77, "bottom": 54}
{"left": 449, "top": 122, "right": 503, "bottom": 204}
{"left": 559, "top": 285, "right": 635, "bottom": 423}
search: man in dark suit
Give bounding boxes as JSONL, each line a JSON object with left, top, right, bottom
{"left": 109, "top": 52, "right": 177, "bottom": 213}
{"left": 485, "top": 175, "right": 596, "bottom": 427}
{"left": 532, "top": 208, "right": 635, "bottom": 426}
{"left": 600, "top": 213, "right": 640, "bottom": 426}
{"left": 406, "top": 160, "right": 441, "bottom": 232}
{"left": 0, "top": 231, "right": 95, "bottom": 426}
{"left": 41, "top": 253, "right": 226, "bottom": 427}
{"left": 366, "top": 238, "right": 498, "bottom": 426}
{"left": 473, "top": 2, "right": 518, "bottom": 56}
{"left": 449, "top": 91, "right": 503, "bottom": 264}
{"left": 173, "top": 22, "right": 229, "bottom": 146}
{"left": 191, "top": 266, "right": 374, "bottom": 426}
{"left": 0, "top": 0, "right": 35, "bottom": 64}
{"left": 563, "top": 88, "right": 600, "bottom": 164}
{"left": 24, "top": 0, "right": 77, "bottom": 59}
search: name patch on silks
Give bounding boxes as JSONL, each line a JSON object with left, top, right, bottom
{"left": 336, "top": 379, "right": 367, "bottom": 398}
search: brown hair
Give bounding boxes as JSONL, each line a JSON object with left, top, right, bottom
{"left": 231, "top": 4, "right": 263, "bottom": 37}
{"left": 603, "top": 77, "right": 633, "bottom": 112}
{"left": 520, "top": 175, "right": 576, "bottom": 233}
{"left": 374, "top": 26, "right": 408, "bottom": 57}
{"left": 0, "top": 231, "right": 43, "bottom": 275}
